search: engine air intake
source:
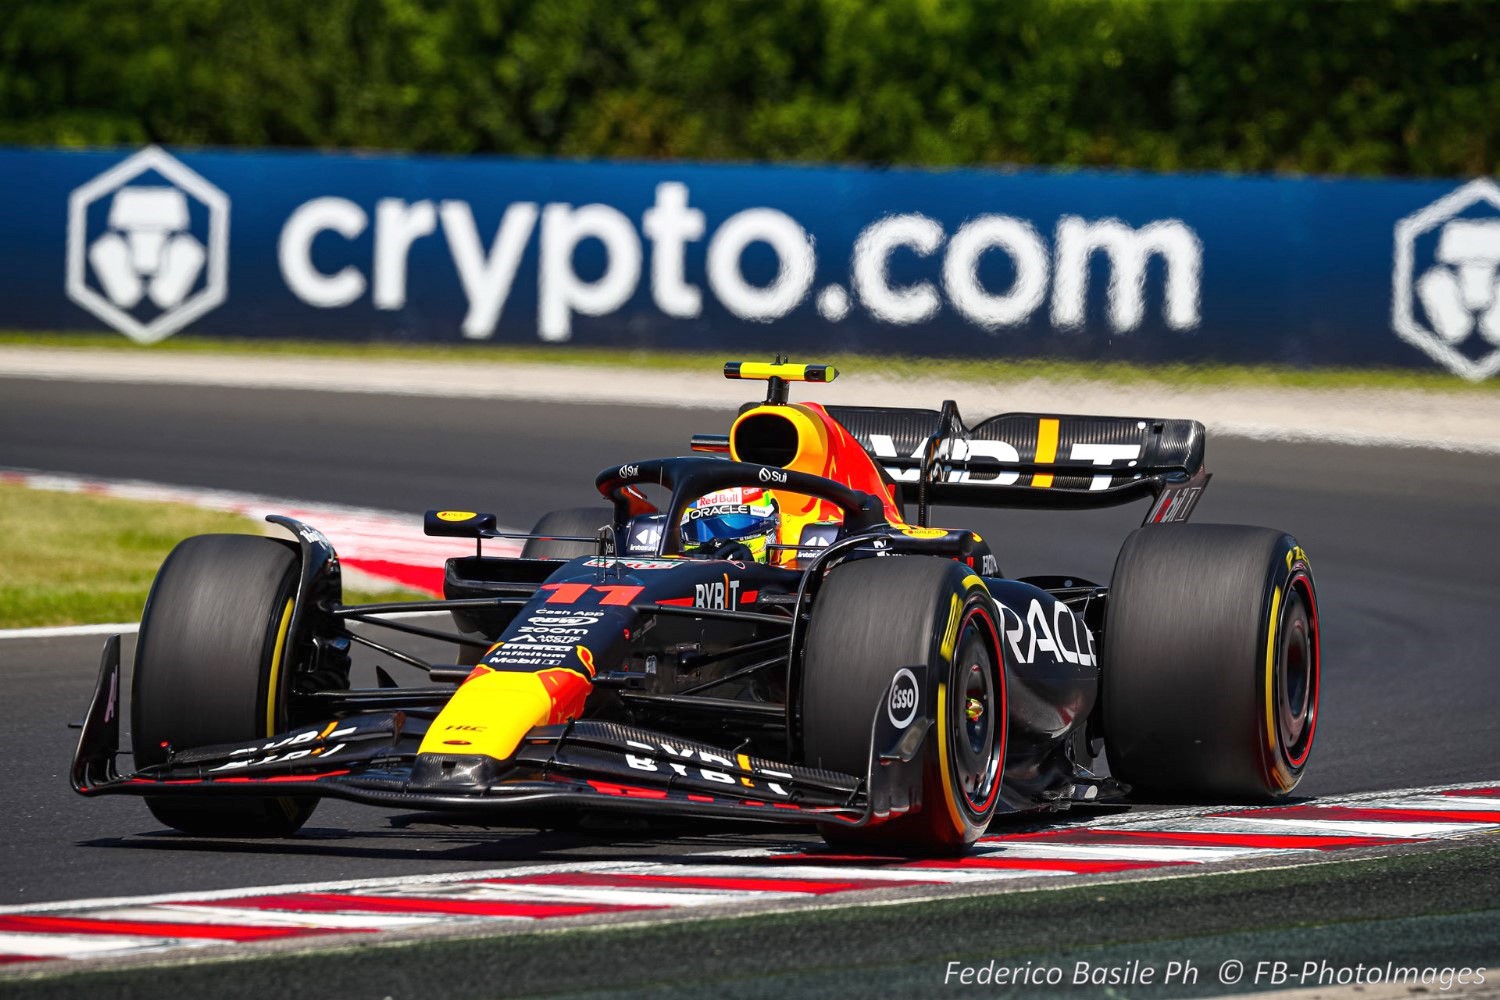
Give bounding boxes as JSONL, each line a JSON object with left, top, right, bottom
{"left": 731, "top": 411, "right": 803, "bottom": 467}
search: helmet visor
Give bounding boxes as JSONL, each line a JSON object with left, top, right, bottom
{"left": 683, "top": 511, "right": 774, "bottom": 544}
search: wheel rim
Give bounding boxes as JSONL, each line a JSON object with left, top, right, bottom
{"left": 950, "top": 606, "right": 1003, "bottom": 816}
{"left": 1275, "top": 578, "right": 1319, "bottom": 769}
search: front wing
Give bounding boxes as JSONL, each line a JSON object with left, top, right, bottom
{"left": 72, "top": 636, "right": 926, "bottom": 830}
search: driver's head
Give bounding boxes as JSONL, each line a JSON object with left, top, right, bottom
{"left": 680, "top": 487, "right": 780, "bottom": 563}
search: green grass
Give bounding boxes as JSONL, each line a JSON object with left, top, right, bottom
{"left": 3, "top": 329, "right": 1496, "bottom": 394}
{"left": 0, "top": 483, "right": 421, "bottom": 628}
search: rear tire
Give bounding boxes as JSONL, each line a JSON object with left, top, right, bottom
{"left": 132, "top": 534, "right": 317, "bottom": 836}
{"left": 521, "top": 507, "right": 608, "bottom": 560}
{"left": 802, "top": 556, "right": 1006, "bottom": 855}
{"left": 1102, "top": 524, "right": 1320, "bottom": 800}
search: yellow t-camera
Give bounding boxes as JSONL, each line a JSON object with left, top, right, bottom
{"left": 722, "top": 361, "right": 838, "bottom": 383}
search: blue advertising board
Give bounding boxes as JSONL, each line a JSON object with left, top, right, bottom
{"left": 3, "top": 145, "right": 1498, "bottom": 379}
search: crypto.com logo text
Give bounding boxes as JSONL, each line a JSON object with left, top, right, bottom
{"left": 66, "top": 146, "right": 229, "bottom": 344}
{"left": 278, "top": 185, "right": 1202, "bottom": 342}
{"left": 1393, "top": 179, "right": 1500, "bottom": 381}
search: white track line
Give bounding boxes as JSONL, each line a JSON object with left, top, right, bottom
{"left": 971, "top": 843, "right": 1276, "bottom": 862}
{"left": 389, "top": 884, "right": 776, "bottom": 908}
{"left": 0, "top": 622, "right": 140, "bottom": 640}
{"left": 0, "top": 933, "right": 182, "bottom": 959}
{"left": 1185, "top": 817, "right": 1490, "bottom": 838}
{"left": 1356, "top": 795, "right": 1500, "bottom": 811}
{"left": 95, "top": 905, "right": 443, "bottom": 931}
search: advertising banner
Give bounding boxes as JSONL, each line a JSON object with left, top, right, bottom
{"left": 3, "top": 145, "right": 1498, "bottom": 379}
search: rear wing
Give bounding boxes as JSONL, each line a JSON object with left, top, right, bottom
{"left": 821, "top": 403, "right": 1210, "bottom": 526}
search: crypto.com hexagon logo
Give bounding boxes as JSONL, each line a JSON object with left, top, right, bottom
{"left": 66, "top": 146, "right": 229, "bottom": 344}
{"left": 1393, "top": 179, "right": 1500, "bottom": 381}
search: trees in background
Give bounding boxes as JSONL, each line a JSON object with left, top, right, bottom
{"left": 2, "top": 0, "right": 1493, "bottom": 176}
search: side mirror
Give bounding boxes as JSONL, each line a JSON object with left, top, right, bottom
{"left": 423, "top": 509, "right": 498, "bottom": 538}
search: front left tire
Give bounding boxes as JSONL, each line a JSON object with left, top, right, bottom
{"left": 131, "top": 533, "right": 317, "bottom": 836}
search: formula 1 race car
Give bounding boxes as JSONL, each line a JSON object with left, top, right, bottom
{"left": 72, "top": 361, "right": 1320, "bottom": 855}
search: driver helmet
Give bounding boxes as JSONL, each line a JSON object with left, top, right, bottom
{"left": 680, "top": 487, "right": 780, "bottom": 562}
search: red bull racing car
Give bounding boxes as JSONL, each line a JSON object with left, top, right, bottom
{"left": 72, "top": 361, "right": 1320, "bottom": 855}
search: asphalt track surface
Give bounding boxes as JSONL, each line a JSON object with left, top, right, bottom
{"left": 2, "top": 376, "right": 1499, "bottom": 994}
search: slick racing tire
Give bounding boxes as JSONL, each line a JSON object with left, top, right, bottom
{"left": 1102, "top": 524, "right": 1320, "bottom": 800}
{"left": 520, "top": 507, "right": 608, "bottom": 560}
{"left": 802, "top": 556, "right": 1006, "bottom": 855}
{"left": 132, "top": 534, "right": 317, "bottom": 836}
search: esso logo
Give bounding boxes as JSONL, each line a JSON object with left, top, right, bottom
{"left": 758, "top": 467, "right": 788, "bottom": 484}
{"left": 887, "top": 668, "right": 920, "bottom": 729}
